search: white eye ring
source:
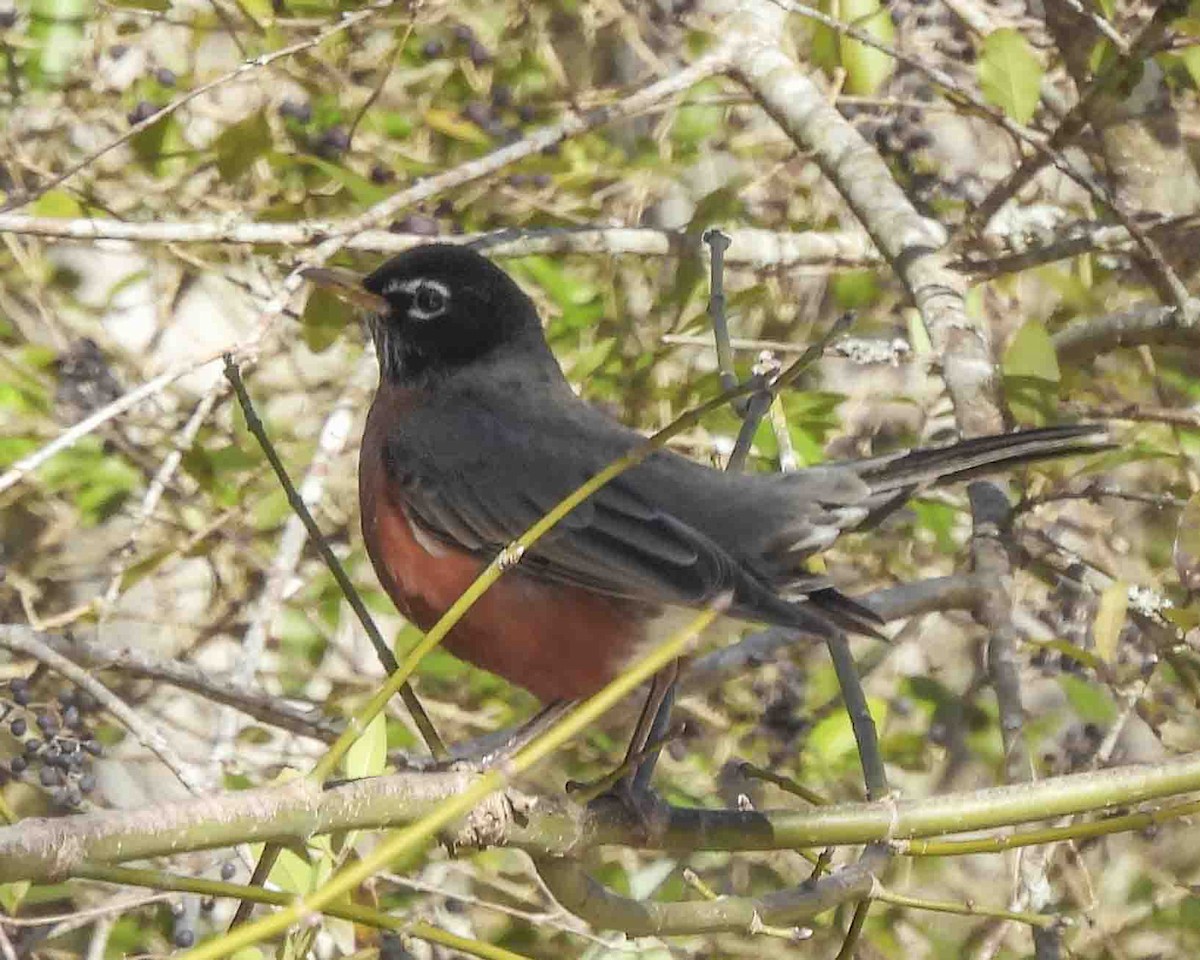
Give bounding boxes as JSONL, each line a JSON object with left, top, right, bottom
{"left": 382, "top": 277, "right": 451, "bottom": 321}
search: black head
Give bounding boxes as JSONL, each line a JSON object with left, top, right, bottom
{"left": 350, "top": 244, "right": 547, "bottom": 382}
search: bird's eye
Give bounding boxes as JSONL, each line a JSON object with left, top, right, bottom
{"left": 412, "top": 282, "right": 447, "bottom": 318}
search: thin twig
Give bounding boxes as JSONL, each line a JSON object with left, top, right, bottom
{"left": 221, "top": 355, "right": 444, "bottom": 758}
{"left": 101, "top": 385, "right": 224, "bottom": 610}
{"left": 704, "top": 228, "right": 738, "bottom": 395}
{"left": 210, "top": 356, "right": 380, "bottom": 773}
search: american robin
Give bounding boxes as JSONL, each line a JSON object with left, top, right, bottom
{"left": 304, "top": 244, "right": 1104, "bottom": 750}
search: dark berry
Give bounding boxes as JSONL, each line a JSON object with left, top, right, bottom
{"left": 433, "top": 199, "right": 454, "bottom": 217}
{"left": 127, "top": 100, "right": 157, "bottom": 126}
{"left": 379, "top": 933, "right": 409, "bottom": 960}
{"left": 63, "top": 705, "right": 81, "bottom": 729}
{"left": 462, "top": 101, "right": 491, "bottom": 127}
{"left": 907, "top": 131, "right": 933, "bottom": 151}
{"left": 369, "top": 163, "right": 395, "bottom": 185}
{"left": 79, "top": 772, "right": 97, "bottom": 793}
{"left": 507, "top": 173, "right": 530, "bottom": 187}
{"left": 451, "top": 23, "right": 474, "bottom": 44}
{"left": 220, "top": 862, "right": 236, "bottom": 881}
{"left": 421, "top": 38, "right": 444, "bottom": 59}
{"left": 316, "top": 125, "right": 350, "bottom": 158}
{"left": 0, "top": 9, "right": 16, "bottom": 27}
{"left": 9, "top": 756, "right": 26, "bottom": 775}
{"left": 83, "top": 739, "right": 103, "bottom": 757}
{"left": 58, "top": 691, "right": 76, "bottom": 709}
{"left": 155, "top": 67, "right": 177, "bottom": 87}
{"left": 540, "top": 142, "right": 560, "bottom": 157}
{"left": 10, "top": 717, "right": 26, "bottom": 737}
{"left": 468, "top": 40, "right": 492, "bottom": 66}
{"left": 24, "top": 739, "right": 39, "bottom": 757}
{"left": 110, "top": 44, "right": 128, "bottom": 59}
{"left": 11, "top": 683, "right": 30, "bottom": 707}
{"left": 491, "top": 84, "right": 512, "bottom": 109}
{"left": 200, "top": 897, "right": 216, "bottom": 913}
{"left": 173, "top": 928, "right": 195, "bottom": 948}
{"left": 39, "top": 766, "right": 62, "bottom": 787}
{"left": 532, "top": 173, "right": 551, "bottom": 188}
{"left": 517, "top": 104, "right": 536, "bottom": 124}
{"left": 389, "top": 214, "right": 439, "bottom": 236}
{"left": 279, "top": 98, "right": 312, "bottom": 123}
{"left": 36, "top": 713, "right": 59, "bottom": 735}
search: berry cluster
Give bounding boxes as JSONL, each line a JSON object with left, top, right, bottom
{"left": 1, "top": 677, "right": 104, "bottom": 811}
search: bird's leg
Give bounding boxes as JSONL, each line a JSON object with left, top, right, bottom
{"left": 458, "top": 698, "right": 574, "bottom": 768}
{"left": 567, "top": 661, "right": 680, "bottom": 835}
{"left": 624, "top": 661, "right": 678, "bottom": 793}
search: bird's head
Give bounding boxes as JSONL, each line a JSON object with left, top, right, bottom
{"left": 303, "top": 244, "right": 544, "bottom": 382}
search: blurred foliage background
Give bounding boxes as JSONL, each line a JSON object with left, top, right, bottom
{"left": 4, "top": 0, "right": 1200, "bottom": 957}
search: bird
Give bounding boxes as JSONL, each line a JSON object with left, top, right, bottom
{"left": 304, "top": 244, "right": 1105, "bottom": 723}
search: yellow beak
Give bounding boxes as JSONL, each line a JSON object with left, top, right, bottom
{"left": 300, "top": 266, "right": 390, "bottom": 314}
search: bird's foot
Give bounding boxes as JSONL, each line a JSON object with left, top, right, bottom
{"left": 584, "top": 777, "right": 671, "bottom": 842}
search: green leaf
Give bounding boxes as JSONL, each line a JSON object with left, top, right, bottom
{"left": 911, "top": 497, "right": 959, "bottom": 553}
{"left": 268, "top": 846, "right": 314, "bottom": 895}
{"left": 296, "top": 155, "right": 389, "bottom": 206}
{"left": 808, "top": 696, "right": 889, "bottom": 764}
{"left": 978, "top": 28, "right": 1043, "bottom": 123}
{"left": 1175, "top": 492, "right": 1200, "bottom": 590}
{"left": 1179, "top": 45, "right": 1200, "bottom": 91}
{"left": 1003, "top": 319, "right": 1060, "bottom": 383}
{"left": 838, "top": 0, "right": 895, "bottom": 96}
{"left": 0, "top": 882, "right": 30, "bottom": 914}
{"left": 1058, "top": 674, "right": 1117, "bottom": 725}
{"left": 831, "top": 269, "right": 880, "bottom": 309}
{"left": 1093, "top": 581, "right": 1128, "bottom": 663}
{"left": 343, "top": 711, "right": 387, "bottom": 779}
{"left": 1026, "top": 638, "right": 1105, "bottom": 673}
{"left": 214, "top": 110, "right": 273, "bottom": 181}
{"left": 130, "top": 114, "right": 181, "bottom": 176}
{"left": 31, "top": 189, "right": 83, "bottom": 218}
{"left": 425, "top": 108, "right": 491, "bottom": 146}
{"left": 301, "top": 285, "right": 352, "bottom": 353}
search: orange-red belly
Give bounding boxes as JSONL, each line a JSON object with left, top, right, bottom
{"left": 360, "top": 461, "right": 650, "bottom": 702}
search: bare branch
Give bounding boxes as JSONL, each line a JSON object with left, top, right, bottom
{"left": 5, "top": 627, "right": 340, "bottom": 741}
{"left": 1052, "top": 299, "right": 1200, "bottom": 362}
{"left": 0, "top": 220, "right": 879, "bottom": 268}
{"left": 7, "top": 751, "right": 1200, "bottom": 883}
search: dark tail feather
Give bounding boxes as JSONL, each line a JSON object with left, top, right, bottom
{"left": 854, "top": 423, "right": 1110, "bottom": 496}
{"left": 806, "top": 587, "right": 887, "bottom": 638}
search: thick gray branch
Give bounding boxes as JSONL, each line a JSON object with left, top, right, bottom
{"left": 5, "top": 751, "right": 1200, "bottom": 883}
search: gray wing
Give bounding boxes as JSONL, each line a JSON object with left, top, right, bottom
{"left": 382, "top": 391, "right": 858, "bottom": 635}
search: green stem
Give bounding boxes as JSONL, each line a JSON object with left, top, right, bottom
{"left": 74, "top": 864, "right": 532, "bottom": 960}
{"left": 899, "top": 796, "right": 1200, "bottom": 856}
{"left": 873, "top": 887, "right": 1058, "bottom": 928}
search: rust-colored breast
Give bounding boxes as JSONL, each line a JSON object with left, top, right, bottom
{"left": 359, "top": 392, "right": 649, "bottom": 702}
